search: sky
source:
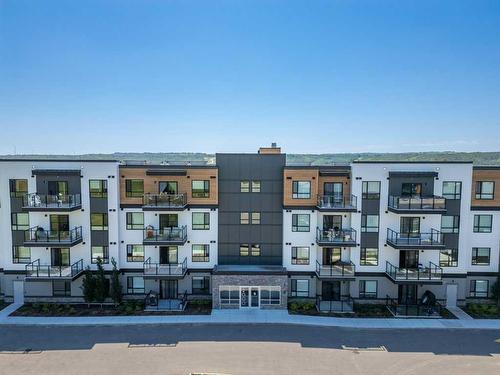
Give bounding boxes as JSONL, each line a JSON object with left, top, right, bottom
{"left": 1, "top": 0, "right": 500, "bottom": 155}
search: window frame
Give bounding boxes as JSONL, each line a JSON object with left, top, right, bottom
{"left": 192, "top": 276, "right": 210, "bottom": 295}
{"left": 52, "top": 280, "right": 71, "bottom": 297}
{"left": 473, "top": 215, "right": 492, "bottom": 233}
{"left": 291, "top": 246, "right": 310, "bottom": 265}
{"left": 89, "top": 179, "right": 108, "bottom": 198}
{"left": 240, "top": 212, "right": 250, "bottom": 225}
{"left": 442, "top": 181, "right": 462, "bottom": 200}
{"left": 11, "top": 212, "right": 29, "bottom": 231}
{"left": 362, "top": 181, "right": 381, "bottom": 200}
{"left": 470, "top": 280, "right": 489, "bottom": 298}
{"left": 192, "top": 244, "right": 210, "bottom": 262}
{"left": 192, "top": 180, "right": 210, "bottom": 198}
{"left": 126, "top": 244, "right": 145, "bottom": 262}
{"left": 240, "top": 180, "right": 250, "bottom": 193}
{"left": 126, "top": 212, "right": 144, "bottom": 230}
{"left": 90, "top": 213, "right": 108, "bottom": 231}
{"left": 361, "top": 214, "right": 379, "bottom": 233}
{"left": 251, "top": 244, "right": 261, "bottom": 257}
{"left": 125, "top": 179, "right": 144, "bottom": 198}
{"left": 192, "top": 212, "right": 210, "bottom": 230}
{"left": 91, "top": 246, "right": 109, "bottom": 264}
{"left": 291, "top": 214, "right": 310, "bottom": 232}
{"left": 251, "top": 180, "right": 261, "bottom": 193}
{"left": 471, "top": 247, "right": 491, "bottom": 266}
{"left": 127, "top": 276, "right": 145, "bottom": 294}
{"left": 292, "top": 181, "right": 311, "bottom": 199}
{"left": 9, "top": 179, "right": 28, "bottom": 198}
{"left": 359, "top": 280, "right": 377, "bottom": 299}
{"left": 360, "top": 248, "right": 378, "bottom": 266}
{"left": 439, "top": 249, "right": 458, "bottom": 267}
{"left": 251, "top": 212, "right": 261, "bottom": 225}
{"left": 441, "top": 215, "right": 460, "bottom": 234}
{"left": 12, "top": 246, "right": 31, "bottom": 264}
{"left": 290, "top": 279, "right": 309, "bottom": 297}
{"left": 240, "top": 244, "right": 249, "bottom": 257}
{"left": 475, "top": 181, "right": 494, "bottom": 200}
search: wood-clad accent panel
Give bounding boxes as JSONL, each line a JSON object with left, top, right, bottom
{"left": 317, "top": 175, "right": 351, "bottom": 200}
{"left": 283, "top": 169, "right": 319, "bottom": 206}
{"left": 119, "top": 167, "right": 218, "bottom": 205}
{"left": 471, "top": 169, "right": 500, "bottom": 207}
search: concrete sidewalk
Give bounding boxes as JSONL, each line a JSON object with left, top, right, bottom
{"left": 1, "top": 305, "right": 500, "bottom": 329}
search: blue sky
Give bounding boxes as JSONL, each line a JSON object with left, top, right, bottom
{"left": 1, "top": 0, "right": 500, "bottom": 155}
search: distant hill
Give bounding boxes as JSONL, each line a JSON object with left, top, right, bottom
{"left": 1, "top": 151, "right": 500, "bottom": 165}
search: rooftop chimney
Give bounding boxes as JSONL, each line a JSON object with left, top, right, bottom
{"left": 258, "top": 143, "right": 281, "bottom": 154}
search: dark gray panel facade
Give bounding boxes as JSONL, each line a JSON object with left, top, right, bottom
{"left": 217, "top": 153, "right": 285, "bottom": 265}
{"left": 388, "top": 175, "right": 435, "bottom": 197}
{"left": 35, "top": 174, "right": 82, "bottom": 196}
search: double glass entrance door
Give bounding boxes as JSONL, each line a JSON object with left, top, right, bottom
{"left": 240, "top": 287, "right": 259, "bottom": 308}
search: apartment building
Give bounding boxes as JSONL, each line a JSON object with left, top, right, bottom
{"left": 0, "top": 147, "right": 498, "bottom": 316}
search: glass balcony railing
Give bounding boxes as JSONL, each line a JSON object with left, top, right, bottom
{"left": 386, "top": 228, "right": 444, "bottom": 248}
{"left": 25, "top": 259, "right": 84, "bottom": 279}
{"left": 315, "top": 260, "right": 355, "bottom": 278}
{"left": 388, "top": 195, "right": 445, "bottom": 211}
{"left": 22, "top": 193, "right": 81, "bottom": 210}
{"left": 143, "top": 225, "right": 188, "bottom": 244}
{"left": 142, "top": 193, "right": 187, "bottom": 208}
{"left": 385, "top": 261, "right": 443, "bottom": 282}
{"left": 316, "top": 227, "right": 357, "bottom": 245}
{"left": 143, "top": 257, "right": 188, "bottom": 276}
{"left": 317, "top": 194, "right": 357, "bottom": 210}
{"left": 24, "top": 226, "right": 83, "bottom": 246}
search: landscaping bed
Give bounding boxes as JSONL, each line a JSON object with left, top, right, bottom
{"left": 11, "top": 299, "right": 212, "bottom": 317}
{"left": 463, "top": 303, "right": 500, "bottom": 319}
{"left": 0, "top": 299, "right": 10, "bottom": 311}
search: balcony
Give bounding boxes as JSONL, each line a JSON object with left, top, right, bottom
{"left": 315, "top": 260, "right": 355, "bottom": 279}
{"left": 316, "top": 296, "right": 354, "bottom": 313}
{"left": 317, "top": 195, "right": 357, "bottom": 211}
{"left": 25, "top": 259, "right": 84, "bottom": 280}
{"left": 143, "top": 257, "right": 187, "bottom": 278}
{"left": 386, "top": 228, "right": 445, "bottom": 249}
{"left": 316, "top": 227, "right": 357, "bottom": 247}
{"left": 22, "top": 193, "right": 82, "bottom": 212}
{"left": 386, "top": 295, "right": 443, "bottom": 318}
{"left": 24, "top": 226, "right": 83, "bottom": 247}
{"left": 143, "top": 225, "right": 187, "bottom": 245}
{"left": 385, "top": 261, "right": 443, "bottom": 283}
{"left": 142, "top": 193, "right": 187, "bottom": 210}
{"left": 388, "top": 195, "right": 446, "bottom": 214}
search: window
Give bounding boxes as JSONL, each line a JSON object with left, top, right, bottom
{"left": 125, "top": 179, "right": 144, "bottom": 198}
{"left": 260, "top": 287, "right": 281, "bottom": 305}
{"left": 291, "top": 247, "right": 310, "bottom": 265}
{"left": 362, "top": 181, "right": 380, "bottom": 199}
{"left": 240, "top": 212, "right": 249, "bottom": 224}
{"left": 192, "top": 212, "right": 210, "bottom": 230}
{"left": 159, "top": 181, "right": 178, "bottom": 194}
{"left": 442, "top": 181, "right": 462, "bottom": 200}
{"left": 359, "top": 280, "right": 377, "bottom": 299}
{"left": 292, "top": 181, "right": 311, "bottom": 199}
{"left": 89, "top": 180, "right": 108, "bottom": 198}
{"left": 290, "top": 279, "right": 309, "bottom": 297}
{"left": 90, "top": 213, "right": 108, "bottom": 230}
{"left": 441, "top": 215, "right": 460, "bottom": 233}
{"left": 192, "top": 276, "right": 210, "bottom": 294}
{"left": 251, "top": 180, "right": 261, "bottom": 193}
{"left": 439, "top": 249, "right": 458, "bottom": 267}
{"left": 475, "top": 181, "right": 494, "bottom": 200}
{"left": 12, "top": 246, "right": 30, "bottom": 264}
{"left": 472, "top": 247, "right": 490, "bottom": 265}
{"left": 473, "top": 215, "right": 492, "bottom": 233}
{"left": 53, "top": 281, "right": 71, "bottom": 297}
{"left": 292, "top": 214, "right": 310, "bottom": 232}
{"left": 240, "top": 244, "right": 249, "bottom": 256}
{"left": 470, "top": 280, "right": 489, "bottom": 298}
{"left": 251, "top": 212, "right": 261, "bottom": 225}
{"left": 360, "top": 248, "right": 378, "bottom": 266}
{"left": 240, "top": 180, "right": 250, "bottom": 193}
{"left": 401, "top": 183, "right": 422, "bottom": 197}
{"left": 127, "top": 276, "right": 145, "bottom": 294}
{"left": 361, "top": 214, "right": 379, "bottom": 232}
{"left": 251, "top": 244, "right": 261, "bottom": 256}
{"left": 126, "top": 212, "right": 144, "bottom": 230}
{"left": 11, "top": 213, "right": 29, "bottom": 230}
{"left": 192, "top": 244, "right": 210, "bottom": 262}
{"left": 127, "top": 245, "right": 144, "bottom": 262}
{"left": 220, "top": 286, "right": 240, "bottom": 306}
{"left": 91, "top": 246, "right": 109, "bottom": 264}
{"left": 192, "top": 180, "right": 210, "bottom": 198}
{"left": 9, "top": 179, "right": 28, "bottom": 198}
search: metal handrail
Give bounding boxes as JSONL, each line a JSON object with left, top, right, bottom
{"left": 23, "top": 193, "right": 81, "bottom": 208}
{"left": 317, "top": 194, "right": 357, "bottom": 209}
{"left": 24, "top": 226, "right": 83, "bottom": 244}
{"left": 25, "top": 258, "right": 84, "bottom": 278}
{"left": 386, "top": 228, "right": 443, "bottom": 246}
{"left": 143, "top": 225, "right": 187, "bottom": 242}
{"left": 315, "top": 260, "right": 355, "bottom": 277}
{"left": 316, "top": 227, "right": 356, "bottom": 243}
{"left": 142, "top": 193, "right": 187, "bottom": 207}
{"left": 386, "top": 294, "right": 443, "bottom": 317}
{"left": 385, "top": 261, "right": 443, "bottom": 281}
{"left": 316, "top": 295, "right": 353, "bottom": 313}
{"left": 388, "top": 195, "right": 446, "bottom": 210}
{"left": 143, "top": 257, "right": 188, "bottom": 276}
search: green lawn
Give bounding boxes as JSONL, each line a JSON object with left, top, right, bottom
{"left": 464, "top": 303, "right": 500, "bottom": 319}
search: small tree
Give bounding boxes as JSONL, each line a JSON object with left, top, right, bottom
{"left": 110, "top": 257, "right": 123, "bottom": 306}
{"left": 491, "top": 273, "right": 500, "bottom": 306}
{"left": 94, "top": 257, "right": 109, "bottom": 307}
{"left": 81, "top": 266, "right": 95, "bottom": 307}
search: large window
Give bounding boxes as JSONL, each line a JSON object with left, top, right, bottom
{"left": 472, "top": 247, "right": 490, "bottom": 265}
{"left": 473, "top": 215, "right": 492, "bottom": 233}
{"left": 441, "top": 215, "right": 460, "bottom": 233}
{"left": 220, "top": 286, "right": 240, "bottom": 306}
{"left": 442, "top": 181, "right": 462, "bottom": 200}
{"left": 125, "top": 179, "right": 144, "bottom": 198}
{"left": 260, "top": 287, "right": 281, "bottom": 305}
{"left": 127, "top": 276, "right": 145, "bottom": 294}
{"left": 91, "top": 246, "right": 109, "bottom": 264}
{"left": 361, "top": 214, "right": 379, "bottom": 232}
{"left": 362, "top": 181, "right": 381, "bottom": 199}
{"left": 89, "top": 180, "right": 108, "bottom": 198}
{"left": 291, "top": 247, "right": 310, "bottom": 265}
{"left": 192, "top": 212, "right": 210, "bottom": 230}
{"left": 475, "top": 181, "right": 494, "bottom": 200}
{"left": 240, "top": 212, "right": 249, "bottom": 224}
{"left": 359, "top": 280, "right": 377, "bottom": 299}
{"left": 9, "top": 179, "right": 28, "bottom": 198}
{"left": 192, "top": 276, "right": 210, "bottom": 294}
{"left": 292, "top": 214, "right": 310, "bottom": 232}
{"left": 53, "top": 281, "right": 71, "bottom": 297}
{"left": 192, "top": 180, "right": 210, "bottom": 198}
{"left": 470, "top": 280, "right": 489, "bottom": 297}
{"left": 290, "top": 279, "right": 309, "bottom": 297}
{"left": 11, "top": 213, "right": 29, "bottom": 230}
{"left": 360, "top": 248, "right": 378, "bottom": 266}
{"left": 192, "top": 244, "right": 210, "bottom": 262}
{"left": 159, "top": 181, "right": 178, "bottom": 194}
{"left": 12, "top": 246, "right": 31, "bottom": 264}
{"left": 126, "top": 212, "right": 144, "bottom": 230}
{"left": 292, "top": 181, "right": 311, "bottom": 199}
{"left": 90, "top": 213, "right": 108, "bottom": 231}
{"left": 126, "top": 245, "right": 144, "bottom": 262}
{"left": 439, "top": 249, "right": 458, "bottom": 267}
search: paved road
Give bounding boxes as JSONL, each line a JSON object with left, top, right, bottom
{"left": 1, "top": 324, "right": 499, "bottom": 374}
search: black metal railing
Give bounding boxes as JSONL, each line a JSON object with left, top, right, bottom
{"left": 315, "top": 260, "right": 355, "bottom": 277}
{"left": 143, "top": 225, "right": 187, "bottom": 243}
{"left": 25, "top": 258, "right": 84, "bottom": 278}
{"left": 143, "top": 257, "right": 188, "bottom": 276}
{"left": 22, "top": 193, "right": 81, "bottom": 209}
{"left": 144, "top": 290, "right": 188, "bottom": 311}
{"left": 386, "top": 295, "right": 443, "bottom": 317}
{"left": 316, "top": 295, "right": 354, "bottom": 313}
{"left": 385, "top": 261, "right": 443, "bottom": 281}
{"left": 317, "top": 194, "right": 357, "bottom": 210}
{"left": 142, "top": 193, "right": 187, "bottom": 208}
{"left": 386, "top": 228, "right": 443, "bottom": 247}
{"left": 316, "top": 227, "right": 356, "bottom": 244}
{"left": 388, "top": 195, "right": 446, "bottom": 211}
{"left": 24, "top": 226, "right": 83, "bottom": 244}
